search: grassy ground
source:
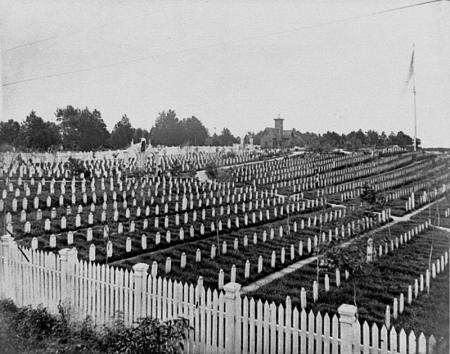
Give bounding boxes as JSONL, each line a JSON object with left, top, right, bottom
{"left": 112, "top": 208, "right": 384, "bottom": 289}
{"left": 248, "top": 227, "right": 450, "bottom": 339}
{"left": 412, "top": 195, "right": 450, "bottom": 228}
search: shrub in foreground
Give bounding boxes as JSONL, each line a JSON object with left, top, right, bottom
{"left": 0, "top": 299, "right": 189, "bottom": 354}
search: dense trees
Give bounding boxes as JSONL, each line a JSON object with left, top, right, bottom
{"left": 55, "top": 106, "right": 110, "bottom": 150}
{"left": 16, "top": 112, "right": 61, "bottom": 151}
{"left": 180, "top": 116, "right": 209, "bottom": 146}
{"left": 110, "top": 115, "right": 134, "bottom": 149}
{"left": 150, "top": 110, "right": 182, "bottom": 146}
{"left": 150, "top": 110, "right": 211, "bottom": 146}
{"left": 209, "top": 128, "right": 240, "bottom": 146}
{"left": 0, "top": 106, "right": 419, "bottom": 151}
{"left": 251, "top": 128, "right": 418, "bottom": 151}
{"left": 0, "top": 120, "right": 20, "bottom": 147}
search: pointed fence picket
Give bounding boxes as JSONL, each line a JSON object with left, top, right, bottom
{"left": 0, "top": 236, "right": 445, "bottom": 354}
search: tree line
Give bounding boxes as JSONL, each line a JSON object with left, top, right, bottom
{"left": 0, "top": 107, "right": 239, "bottom": 151}
{"left": 0, "top": 105, "right": 419, "bottom": 151}
{"left": 252, "top": 129, "right": 419, "bottom": 151}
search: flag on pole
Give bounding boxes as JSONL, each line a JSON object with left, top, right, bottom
{"left": 405, "top": 46, "right": 415, "bottom": 86}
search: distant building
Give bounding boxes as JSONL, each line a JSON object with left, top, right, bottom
{"left": 260, "top": 116, "right": 298, "bottom": 148}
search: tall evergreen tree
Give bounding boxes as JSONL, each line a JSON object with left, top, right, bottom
{"left": 180, "top": 116, "right": 209, "bottom": 145}
{"left": 110, "top": 115, "right": 134, "bottom": 149}
{"left": 55, "top": 106, "right": 110, "bottom": 150}
{"left": 150, "top": 110, "right": 183, "bottom": 146}
{"left": 0, "top": 119, "right": 21, "bottom": 147}
{"left": 17, "top": 111, "right": 61, "bottom": 150}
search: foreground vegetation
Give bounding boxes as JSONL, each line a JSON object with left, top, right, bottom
{"left": 0, "top": 299, "right": 188, "bottom": 354}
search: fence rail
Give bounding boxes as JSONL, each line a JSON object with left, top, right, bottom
{"left": 0, "top": 234, "right": 441, "bottom": 354}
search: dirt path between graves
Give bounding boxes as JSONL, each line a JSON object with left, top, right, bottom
{"left": 431, "top": 225, "right": 450, "bottom": 233}
{"left": 239, "top": 196, "right": 446, "bottom": 294}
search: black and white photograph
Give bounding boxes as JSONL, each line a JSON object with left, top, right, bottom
{"left": 0, "top": 0, "right": 449, "bottom": 353}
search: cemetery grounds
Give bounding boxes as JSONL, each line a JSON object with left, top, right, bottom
{"left": 1, "top": 147, "right": 449, "bottom": 350}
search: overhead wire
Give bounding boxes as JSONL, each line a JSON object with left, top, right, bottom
{"left": 2, "top": 2, "right": 177, "bottom": 53}
{"left": 2, "top": 0, "right": 442, "bottom": 88}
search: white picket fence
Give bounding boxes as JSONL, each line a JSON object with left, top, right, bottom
{"left": 0, "top": 235, "right": 442, "bottom": 354}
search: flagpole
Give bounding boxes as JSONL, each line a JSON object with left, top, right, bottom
{"left": 412, "top": 44, "right": 417, "bottom": 152}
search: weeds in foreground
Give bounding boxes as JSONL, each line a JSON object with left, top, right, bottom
{"left": 0, "top": 299, "right": 189, "bottom": 354}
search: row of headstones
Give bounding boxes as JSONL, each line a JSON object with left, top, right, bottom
{"left": 324, "top": 153, "right": 414, "bottom": 182}
{"left": 65, "top": 217, "right": 317, "bottom": 261}
{"left": 1, "top": 158, "right": 133, "bottom": 179}
{"left": 1, "top": 170, "right": 230, "bottom": 199}
{"left": 231, "top": 155, "right": 364, "bottom": 183}
{"left": 139, "top": 242, "right": 350, "bottom": 302}
{"left": 337, "top": 170, "right": 432, "bottom": 203}
{"left": 6, "top": 189, "right": 344, "bottom": 239}
{"left": 163, "top": 150, "right": 270, "bottom": 171}
{"left": 37, "top": 204, "right": 370, "bottom": 262}
{"left": 385, "top": 250, "right": 449, "bottom": 329}
{"left": 0, "top": 179, "right": 278, "bottom": 214}
{"left": 8, "top": 194, "right": 302, "bottom": 235}
{"left": 385, "top": 177, "right": 436, "bottom": 199}
{"left": 339, "top": 155, "right": 433, "bottom": 194}
{"left": 158, "top": 239, "right": 311, "bottom": 283}
{"left": 100, "top": 208, "right": 382, "bottom": 275}
{"left": 198, "top": 234, "right": 324, "bottom": 277}
{"left": 172, "top": 150, "right": 263, "bottom": 169}
{"left": 14, "top": 200, "right": 379, "bottom": 252}
{"left": 405, "top": 186, "right": 445, "bottom": 212}
{"left": 384, "top": 181, "right": 429, "bottom": 203}
{"left": 5, "top": 151, "right": 250, "bottom": 180}
{"left": 287, "top": 153, "right": 400, "bottom": 190}
{"left": 310, "top": 269, "right": 351, "bottom": 304}
{"left": 19, "top": 198, "right": 330, "bottom": 243}
{"left": 2, "top": 157, "right": 242, "bottom": 190}
{"left": 236, "top": 152, "right": 405, "bottom": 186}
{"left": 230, "top": 152, "right": 316, "bottom": 175}
{"left": 366, "top": 221, "right": 430, "bottom": 263}
{"left": 1, "top": 170, "right": 269, "bottom": 203}
{"left": 28, "top": 206, "right": 387, "bottom": 269}
{"left": 281, "top": 154, "right": 419, "bottom": 194}
{"left": 233, "top": 150, "right": 368, "bottom": 178}
{"left": 216, "top": 249, "right": 345, "bottom": 292}
{"left": 45, "top": 203, "right": 259, "bottom": 231}
{"left": 300, "top": 152, "right": 424, "bottom": 188}
{"left": 323, "top": 156, "right": 420, "bottom": 195}
{"left": 5, "top": 185, "right": 296, "bottom": 221}
{"left": 371, "top": 170, "right": 431, "bottom": 193}
{"left": 1, "top": 186, "right": 283, "bottom": 219}
{"left": 1, "top": 149, "right": 260, "bottom": 177}
{"left": 311, "top": 218, "right": 426, "bottom": 307}
{"left": 337, "top": 166, "right": 420, "bottom": 201}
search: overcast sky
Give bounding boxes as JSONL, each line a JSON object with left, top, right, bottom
{"left": 1, "top": 0, "right": 449, "bottom": 147}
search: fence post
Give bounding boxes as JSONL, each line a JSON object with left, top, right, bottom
{"left": 58, "top": 248, "right": 71, "bottom": 307}
{"left": 224, "top": 282, "right": 241, "bottom": 354}
{"left": 1, "top": 234, "right": 15, "bottom": 300}
{"left": 338, "top": 304, "right": 358, "bottom": 354}
{"left": 132, "top": 263, "right": 149, "bottom": 324}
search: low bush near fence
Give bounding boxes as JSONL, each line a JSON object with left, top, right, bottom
{"left": 0, "top": 298, "right": 188, "bottom": 354}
